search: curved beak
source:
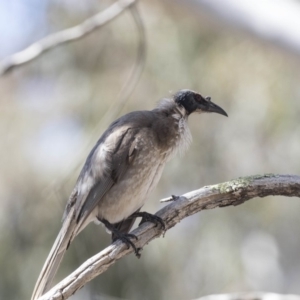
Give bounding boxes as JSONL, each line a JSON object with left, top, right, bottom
{"left": 206, "top": 102, "right": 228, "bottom": 117}
{"left": 202, "top": 97, "right": 228, "bottom": 117}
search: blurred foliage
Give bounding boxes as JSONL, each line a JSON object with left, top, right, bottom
{"left": 1, "top": 0, "right": 300, "bottom": 299}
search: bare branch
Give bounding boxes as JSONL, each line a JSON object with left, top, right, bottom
{"left": 37, "top": 174, "right": 300, "bottom": 300}
{"left": 0, "top": 0, "right": 138, "bottom": 76}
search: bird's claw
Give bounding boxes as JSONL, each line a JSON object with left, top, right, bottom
{"left": 136, "top": 212, "right": 166, "bottom": 231}
{"left": 114, "top": 232, "right": 141, "bottom": 257}
{"left": 102, "top": 218, "right": 141, "bottom": 257}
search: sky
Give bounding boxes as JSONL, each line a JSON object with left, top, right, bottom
{"left": 0, "top": 0, "right": 49, "bottom": 57}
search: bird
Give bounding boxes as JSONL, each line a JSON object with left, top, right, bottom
{"left": 31, "top": 89, "right": 227, "bottom": 300}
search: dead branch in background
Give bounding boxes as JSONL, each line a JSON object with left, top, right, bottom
{"left": 0, "top": 0, "right": 138, "bottom": 75}
{"left": 37, "top": 174, "right": 300, "bottom": 300}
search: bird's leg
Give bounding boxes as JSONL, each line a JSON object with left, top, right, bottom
{"left": 171, "top": 195, "right": 180, "bottom": 201}
{"left": 131, "top": 212, "right": 165, "bottom": 230}
{"left": 100, "top": 218, "right": 141, "bottom": 258}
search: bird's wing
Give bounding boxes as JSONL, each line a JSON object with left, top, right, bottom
{"left": 70, "top": 126, "right": 139, "bottom": 229}
{"left": 32, "top": 126, "right": 140, "bottom": 300}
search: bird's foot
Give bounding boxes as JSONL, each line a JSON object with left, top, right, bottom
{"left": 101, "top": 218, "right": 141, "bottom": 258}
{"left": 171, "top": 194, "right": 180, "bottom": 201}
{"left": 112, "top": 231, "right": 141, "bottom": 258}
{"left": 132, "top": 212, "right": 165, "bottom": 230}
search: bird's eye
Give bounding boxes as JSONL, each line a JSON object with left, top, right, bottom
{"left": 195, "top": 94, "right": 204, "bottom": 103}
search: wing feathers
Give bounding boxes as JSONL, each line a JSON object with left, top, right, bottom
{"left": 75, "top": 127, "right": 138, "bottom": 228}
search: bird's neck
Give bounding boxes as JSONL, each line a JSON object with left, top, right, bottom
{"left": 172, "top": 104, "right": 187, "bottom": 120}
{"left": 156, "top": 98, "right": 187, "bottom": 117}
{"left": 155, "top": 98, "right": 192, "bottom": 157}
{"left": 172, "top": 110, "right": 192, "bottom": 156}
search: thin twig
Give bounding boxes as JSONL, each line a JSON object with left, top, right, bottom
{"left": 0, "top": 0, "right": 138, "bottom": 75}
{"left": 99, "top": 3, "right": 146, "bottom": 125}
{"left": 37, "top": 174, "right": 300, "bottom": 300}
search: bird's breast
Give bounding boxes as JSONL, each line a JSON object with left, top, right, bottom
{"left": 96, "top": 134, "right": 169, "bottom": 224}
{"left": 161, "top": 115, "right": 192, "bottom": 159}
{"left": 95, "top": 118, "right": 191, "bottom": 224}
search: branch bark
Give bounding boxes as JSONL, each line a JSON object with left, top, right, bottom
{"left": 0, "top": 0, "right": 138, "bottom": 76}
{"left": 37, "top": 174, "right": 300, "bottom": 300}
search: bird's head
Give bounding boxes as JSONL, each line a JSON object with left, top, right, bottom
{"left": 174, "top": 89, "right": 228, "bottom": 117}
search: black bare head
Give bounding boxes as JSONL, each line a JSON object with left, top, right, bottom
{"left": 174, "top": 89, "right": 228, "bottom": 117}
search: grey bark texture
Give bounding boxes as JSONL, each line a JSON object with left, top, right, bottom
{"left": 37, "top": 174, "right": 300, "bottom": 300}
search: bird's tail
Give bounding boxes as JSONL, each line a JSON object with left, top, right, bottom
{"left": 31, "top": 211, "right": 77, "bottom": 300}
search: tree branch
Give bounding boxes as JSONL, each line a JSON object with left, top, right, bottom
{"left": 37, "top": 174, "right": 300, "bottom": 300}
{"left": 0, "top": 0, "right": 138, "bottom": 76}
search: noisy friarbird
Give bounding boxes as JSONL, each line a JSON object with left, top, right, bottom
{"left": 31, "top": 89, "right": 227, "bottom": 300}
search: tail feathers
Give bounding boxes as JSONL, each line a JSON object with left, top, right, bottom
{"left": 31, "top": 214, "right": 76, "bottom": 300}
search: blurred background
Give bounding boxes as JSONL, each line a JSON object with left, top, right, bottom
{"left": 1, "top": 0, "right": 300, "bottom": 299}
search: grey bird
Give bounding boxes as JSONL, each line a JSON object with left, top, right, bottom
{"left": 31, "top": 89, "right": 227, "bottom": 300}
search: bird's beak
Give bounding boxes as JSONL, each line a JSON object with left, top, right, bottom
{"left": 202, "top": 97, "right": 228, "bottom": 117}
